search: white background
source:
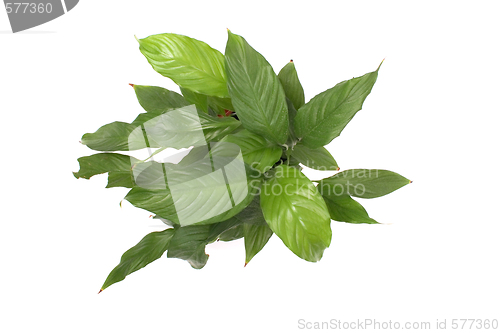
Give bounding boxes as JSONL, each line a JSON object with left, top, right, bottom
{"left": 1, "top": 1, "right": 499, "bottom": 332}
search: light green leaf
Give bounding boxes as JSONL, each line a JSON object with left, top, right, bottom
{"left": 225, "top": 30, "right": 289, "bottom": 145}
{"left": 132, "top": 85, "right": 189, "bottom": 113}
{"left": 320, "top": 193, "right": 379, "bottom": 224}
{"left": 278, "top": 60, "right": 305, "bottom": 110}
{"left": 223, "top": 129, "right": 282, "bottom": 173}
{"left": 138, "top": 33, "right": 228, "bottom": 98}
{"left": 101, "top": 228, "right": 175, "bottom": 292}
{"left": 244, "top": 223, "right": 273, "bottom": 266}
{"left": 318, "top": 169, "right": 411, "bottom": 199}
{"left": 291, "top": 143, "right": 339, "bottom": 171}
{"left": 294, "top": 62, "right": 382, "bottom": 148}
{"left": 260, "top": 165, "right": 332, "bottom": 262}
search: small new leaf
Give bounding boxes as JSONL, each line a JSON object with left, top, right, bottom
{"left": 278, "top": 60, "right": 305, "bottom": 110}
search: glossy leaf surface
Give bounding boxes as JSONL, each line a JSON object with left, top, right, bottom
{"left": 223, "top": 129, "right": 282, "bottom": 172}
{"left": 260, "top": 165, "right": 332, "bottom": 262}
{"left": 138, "top": 33, "right": 229, "bottom": 97}
{"left": 278, "top": 61, "right": 305, "bottom": 110}
{"left": 294, "top": 64, "right": 381, "bottom": 148}
{"left": 101, "top": 228, "right": 174, "bottom": 291}
{"left": 318, "top": 169, "right": 411, "bottom": 199}
{"left": 291, "top": 144, "right": 338, "bottom": 171}
{"left": 225, "top": 31, "right": 289, "bottom": 145}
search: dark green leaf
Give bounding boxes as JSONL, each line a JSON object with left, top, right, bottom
{"left": 218, "top": 224, "right": 244, "bottom": 241}
{"left": 101, "top": 228, "right": 174, "bottom": 291}
{"left": 167, "top": 225, "right": 211, "bottom": 269}
{"left": 73, "top": 153, "right": 138, "bottom": 179}
{"left": 278, "top": 61, "right": 305, "bottom": 110}
{"left": 285, "top": 97, "right": 298, "bottom": 146}
{"left": 294, "top": 62, "right": 382, "bottom": 148}
{"left": 106, "top": 171, "right": 135, "bottom": 188}
{"left": 81, "top": 122, "right": 139, "bottom": 151}
{"left": 291, "top": 143, "right": 339, "bottom": 171}
{"left": 133, "top": 85, "right": 189, "bottom": 113}
{"left": 83, "top": 106, "right": 240, "bottom": 152}
{"left": 225, "top": 31, "right": 289, "bottom": 145}
{"left": 320, "top": 193, "right": 379, "bottom": 224}
{"left": 180, "top": 87, "right": 209, "bottom": 113}
{"left": 260, "top": 165, "right": 332, "bottom": 262}
{"left": 244, "top": 223, "right": 273, "bottom": 265}
{"left": 318, "top": 169, "right": 411, "bottom": 199}
{"left": 223, "top": 129, "right": 282, "bottom": 172}
{"left": 138, "top": 33, "right": 229, "bottom": 98}
{"left": 198, "top": 112, "right": 241, "bottom": 142}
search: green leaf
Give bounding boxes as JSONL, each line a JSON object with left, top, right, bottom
{"left": 101, "top": 228, "right": 175, "bottom": 291}
{"left": 223, "top": 129, "right": 282, "bottom": 173}
{"left": 225, "top": 30, "right": 289, "bottom": 145}
{"left": 291, "top": 143, "right": 339, "bottom": 171}
{"left": 294, "top": 63, "right": 382, "bottom": 148}
{"left": 125, "top": 144, "right": 261, "bottom": 226}
{"left": 260, "top": 165, "right": 332, "bottom": 262}
{"left": 218, "top": 224, "right": 244, "bottom": 241}
{"left": 180, "top": 87, "right": 235, "bottom": 116}
{"left": 278, "top": 60, "right": 305, "bottom": 110}
{"left": 285, "top": 97, "right": 298, "bottom": 145}
{"left": 132, "top": 85, "right": 190, "bottom": 114}
{"left": 73, "top": 153, "right": 138, "bottom": 180}
{"left": 81, "top": 122, "right": 138, "bottom": 151}
{"left": 138, "top": 33, "right": 229, "bottom": 98}
{"left": 106, "top": 171, "right": 135, "bottom": 188}
{"left": 214, "top": 195, "right": 272, "bottom": 264}
{"left": 244, "top": 223, "right": 273, "bottom": 265}
{"left": 167, "top": 225, "right": 211, "bottom": 269}
{"left": 318, "top": 169, "right": 411, "bottom": 199}
{"left": 198, "top": 112, "right": 241, "bottom": 142}
{"left": 82, "top": 106, "right": 240, "bottom": 152}
{"left": 180, "top": 87, "right": 209, "bottom": 113}
{"left": 320, "top": 193, "right": 379, "bottom": 224}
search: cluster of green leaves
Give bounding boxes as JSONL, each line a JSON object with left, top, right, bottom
{"left": 74, "top": 30, "right": 411, "bottom": 292}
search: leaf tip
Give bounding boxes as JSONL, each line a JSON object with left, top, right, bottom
{"left": 134, "top": 35, "right": 140, "bottom": 43}
{"left": 98, "top": 289, "right": 103, "bottom": 294}
{"left": 290, "top": 59, "right": 293, "bottom": 63}
{"left": 336, "top": 167, "right": 340, "bottom": 171}
{"left": 377, "top": 58, "right": 385, "bottom": 71}
{"left": 129, "top": 83, "right": 135, "bottom": 88}
{"left": 409, "top": 180, "right": 413, "bottom": 184}
{"left": 244, "top": 262, "right": 248, "bottom": 267}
